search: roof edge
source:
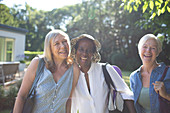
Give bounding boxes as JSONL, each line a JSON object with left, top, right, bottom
{"left": 0, "top": 24, "right": 28, "bottom": 33}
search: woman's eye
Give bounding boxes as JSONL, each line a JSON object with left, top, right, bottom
{"left": 143, "top": 46, "right": 147, "bottom": 48}
{"left": 87, "top": 50, "right": 93, "bottom": 53}
{"left": 78, "top": 48, "right": 84, "bottom": 52}
{"left": 55, "top": 42, "right": 59, "bottom": 45}
{"left": 63, "top": 40, "right": 67, "bottom": 43}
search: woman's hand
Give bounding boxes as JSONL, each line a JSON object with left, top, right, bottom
{"left": 152, "top": 81, "right": 170, "bottom": 101}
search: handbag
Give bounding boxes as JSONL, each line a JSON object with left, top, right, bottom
{"left": 158, "top": 66, "right": 170, "bottom": 113}
{"left": 102, "top": 63, "right": 129, "bottom": 113}
{"left": 11, "top": 58, "right": 45, "bottom": 113}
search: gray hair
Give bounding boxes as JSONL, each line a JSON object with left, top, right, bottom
{"left": 138, "top": 34, "right": 162, "bottom": 56}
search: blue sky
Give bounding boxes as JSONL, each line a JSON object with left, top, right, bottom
{"left": 1, "top": 0, "right": 83, "bottom": 11}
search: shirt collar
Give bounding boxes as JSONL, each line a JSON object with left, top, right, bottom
{"left": 88, "top": 62, "right": 95, "bottom": 74}
{"left": 136, "top": 62, "right": 166, "bottom": 74}
{"left": 153, "top": 62, "right": 166, "bottom": 74}
{"left": 80, "top": 62, "right": 95, "bottom": 75}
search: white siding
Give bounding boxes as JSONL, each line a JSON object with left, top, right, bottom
{"left": 0, "top": 30, "right": 26, "bottom": 61}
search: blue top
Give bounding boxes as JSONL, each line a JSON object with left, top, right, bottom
{"left": 130, "top": 62, "right": 170, "bottom": 113}
{"left": 32, "top": 65, "right": 73, "bottom": 113}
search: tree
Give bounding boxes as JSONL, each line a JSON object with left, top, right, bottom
{"left": 121, "top": 0, "right": 170, "bottom": 65}
{"left": 0, "top": 4, "right": 18, "bottom": 26}
{"left": 121, "top": 0, "right": 170, "bottom": 19}
{"left": 9, "top": 3, "right": 50, "bottom": 51}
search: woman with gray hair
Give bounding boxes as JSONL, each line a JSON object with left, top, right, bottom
{"left": 130, "top": 34, "right": 170, "bottom": 113}
{"left": 13, "top": 29, "right": 79, "bottom": 113}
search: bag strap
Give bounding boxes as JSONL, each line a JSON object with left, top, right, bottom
{"left": 27, "top": 58, "right": 45, "bottom": 97}
{"left": 160, "top": 66, "right": 169, "bottom": 81}
{"left": 102, "top": 63, "right": 116, "bottom": 91}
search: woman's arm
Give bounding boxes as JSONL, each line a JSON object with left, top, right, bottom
{"left": 106, "top": 64, "right": 136, "bottom": 113}
{"left": 106, "top": 64, "right": 133, "bottom": 99}
{"left": 66, "top": 63, "right": 80, "bottom": 113}
{"left": 13, "top": 58, "right": 39, "bottom": 113}
{"left": 124, "top": 100, "right": 137, "bottom": 113}
{"left": 153, "top": 81, "right": 170, "bottom": 101}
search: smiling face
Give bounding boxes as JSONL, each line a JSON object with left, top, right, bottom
{"left": 75, "top": 38, "right": 95, "bottom": 70}
{"left": 139, "top": 39, "right": 158, "bottom": 64}
{"left": 51, "top": 34, "right": 69, "bottom": 61}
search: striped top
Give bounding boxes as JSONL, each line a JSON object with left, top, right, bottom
{"left": 32, "top": 64, "right": 73, "bottom": 113}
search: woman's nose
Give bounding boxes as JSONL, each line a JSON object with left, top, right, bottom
{"left": 60, "top": 43, "right": 66, "bottom": 48}
{"left": 82, "top": 50, "right": 88, "bottom": 55}
{"left": 146, "top": 47, "right": 151, "bottom": 52}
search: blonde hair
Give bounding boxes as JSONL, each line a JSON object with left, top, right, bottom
{"left": 43, "top": 29, "right": 72, "bottom": 72}
{"left": 138, "top": 34, "right": 162, "bottom": 56}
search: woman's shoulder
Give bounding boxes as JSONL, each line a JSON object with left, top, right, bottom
{"left": 72, "top": 63, "right": 80, "bottom": 74}
{"left": 72, "top": 63, "right": 80, "bottom": 83}
{"left": 130, "top": 67, "right": 141, "bottom": 78}
{"left": 28, "top": 57, "right": 40, "bottom": 68}
{"left": 72, "top": 62, "right": 79, "bottom": 69}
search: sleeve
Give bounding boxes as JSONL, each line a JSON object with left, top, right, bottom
{"left": 129, "top": 71, "right": 136, "bottom": 93}
{"left": 164, "top": 68, "right": 170, "bottom": 94}
{"left": 106, "top": 64, "right": 134, "bottom": 100}
{"left": 112, "top": 65, "right": 122, "bottom": 77}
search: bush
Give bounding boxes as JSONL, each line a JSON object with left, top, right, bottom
{"left": 0, "top": 86, "right": 5, "bottom": 98}
{"left": 0, "top": 80, "right": 21, "bottom": 111}
{"left": 5, "top": 86, "right": 18, "bottom": 109}
{"left": 16, "top": 80, "right": 22, "bottom": 90}
{"left": 0, "top": 86, "right": 5, "bottom": 110}
{"left": 125, "top": 57, "right": 141, "bottom": 71}
{"left": 110, "top": 53, "right": 141, "bottom": 71}
{"left": 110, "top": 53, "right": 127, "bottom": 69}
{"left": 24, "top": 51, "right": 43, "bottom": 61}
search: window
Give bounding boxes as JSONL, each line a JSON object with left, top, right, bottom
{"left": 0, "top": 37, "right": 14, "bottom": 61}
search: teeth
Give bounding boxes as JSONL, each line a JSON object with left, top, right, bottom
{"left": 81, "top": 57, "right": 87, "bottom": 60}
{"left": 144, "top": 55, "right": 151, "bottom": 57}
{"left": 59, "top": 51, "right": 66, "bottom": 53}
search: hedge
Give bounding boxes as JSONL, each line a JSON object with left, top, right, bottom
{"left": 24, "top": 51, "right": 43, "bottom": 61}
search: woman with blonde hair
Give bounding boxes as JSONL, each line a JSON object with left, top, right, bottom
{"left": 13, "top": 29, "right": 79, "bottom": 113}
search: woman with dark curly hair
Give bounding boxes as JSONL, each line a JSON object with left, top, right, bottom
{"left": 71, "top": 34, "right": 136, "bottom": 113}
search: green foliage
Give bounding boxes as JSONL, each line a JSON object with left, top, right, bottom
{"left": 122, "top": 74, "right": 130, "bottom": 87}
{"left": 111, "top": 53, "right": 141, "bottom": 71}
{"left": 121, "top": 0, "right": 170, "bottom": 19}
{"left": 0, "top": 86, "right": 5, "bottom": 110}
{"left": 124, "top": 57, "right": 141, "bottom": 71}
{"left": 19, "top": 60, "right": 26, "bottom": 63}
{"left": 16, "top": 80, "right": 22, "bottom": 90}
{"left": 0, "top": 86, "right": 5, "bottom": 98}
{"left": 24, "top": 51, "right": 43, "bottom": 55}
{"left": 0, "top": 81, "right": 21, "bottom": 111}
{"left": 111, "top": 53, "right": 127, "bottom": 69}
{"left": 0, "top": 86, "right": 17, "bottom": 110}
{"left": 1, "top": 0, "right": 169, "bottom": 65}
{"left": 0, "top": 110, "right": 10, "bottom": 113}
{"left": 0, "top": 4, "right": 18, "bottom": 26}
{"left": 5, "top": 86, "right": 18, "bottom": 108}
{"left": 24, "top": 51, "right": 43, "bottom": 61}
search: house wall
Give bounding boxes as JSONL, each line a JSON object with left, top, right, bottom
{"left": 0, "top": 29, "right": 26, "bottom": 61}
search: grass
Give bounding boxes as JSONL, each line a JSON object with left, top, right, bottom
{"left": 0, "top": 110, "right": 10, "bottom": 113}
{"left": 122, "top": 70, "right": 132, "bottom": 88}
